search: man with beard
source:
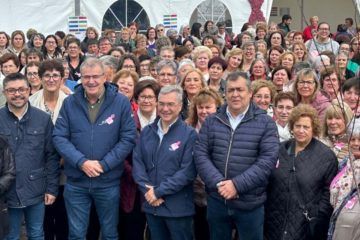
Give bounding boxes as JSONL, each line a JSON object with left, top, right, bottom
{"left": 0, "top": 72, "right": 60, "bottom": 240}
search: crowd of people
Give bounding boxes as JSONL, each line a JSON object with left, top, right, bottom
{"left": 0, "top": 13, "right": 360, "bottom": 240}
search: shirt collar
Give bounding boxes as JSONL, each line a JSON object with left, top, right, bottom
{"left": 84, "top": 86, "right": 105, "bottom": 105}
{"left": 157, "top": 117, "right": 178, "bottom": 133}
{"left": 226, "top": 104, "right": 249, "bottom": 120}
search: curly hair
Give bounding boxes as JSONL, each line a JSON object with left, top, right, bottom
{"left": 288, "top": 104, "right": 321, "bottom": 137}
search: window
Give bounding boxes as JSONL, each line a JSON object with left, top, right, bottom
{"left": 102, "top": 0, "right": 150, "bottom": 32}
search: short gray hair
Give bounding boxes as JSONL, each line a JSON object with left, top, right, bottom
{"left": 158, "top": 85, "right": 183, "bottom": 103}
{"left": 156, "top": 59, "right": 177, "bottom": 74}
{"left": 80, "top": 57, "right": 104, "bottom": 74}
{"left": 99, "top": 55, "right": 119, "bottom": 71}
{"left": 178, "top": 59, "right": 195, "bottom": 70}
{"left": 226, "top": 71, "right": 252, "bottom": 92}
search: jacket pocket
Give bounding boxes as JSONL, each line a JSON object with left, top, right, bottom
{"left": 25, "top": 128, "right": 45, "bottom": 149}
{"left": 27, "top": 168, "right": 46, "bottom": 197}
{"left": 0, "top": 129, "right": 11, "bottom": 142}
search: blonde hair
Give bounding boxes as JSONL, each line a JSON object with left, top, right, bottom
{"left": 192, "top": 46, "right": 212, "bottom": 62}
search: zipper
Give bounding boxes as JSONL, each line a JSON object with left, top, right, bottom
{"left": 215, "top": 113, "right": 255, "bottom": 204}
{"left": 215, "top": 116, "right": 234, "bottom": 179}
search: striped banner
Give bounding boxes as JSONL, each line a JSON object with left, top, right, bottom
{"left": 163, "top": 14, "right": 177, "bottom": 29}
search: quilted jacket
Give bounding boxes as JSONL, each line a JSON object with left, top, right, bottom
{"left": 195, "top": 102, "right": 279, "bottom": 210}
{"left": 264, "top": 138, "right": 337, "bottom": 240}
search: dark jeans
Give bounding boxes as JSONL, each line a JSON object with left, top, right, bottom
{"left": 146, "top": 214, "right": 193, "bottom": 240}
{"left": 63, "top": 183, "right": 120, "bottom": 240}
{"left": 207, "top": 197, "right": 264, "bottom": 240}
{"left": 44, "top": 186, "right": 68, "bottom": 240}
{"left": 194, "top": 205, "right": 209, "bottom": 240}
{"left": 6, "top": 202, "right": 45, "bottom": 240}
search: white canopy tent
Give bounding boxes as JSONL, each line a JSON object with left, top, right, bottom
{"left": 0, "top": 0, "right": 274, "bottom": 37}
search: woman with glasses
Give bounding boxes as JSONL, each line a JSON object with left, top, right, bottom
{"left": 29, "top": 59, "right": 68, "bottom": 240}
{"left": 118, "top": 53, "right": 140, "bottom": 75}
{"left": 119, "top": 80, "right": 160, "bottom": 240}
{"left": 251, "top": 80, "right": 277, "bottom": 117}
{"left": 240, "top": 41, "right": 256, "bottom": 73}
{"left": 294, "top": 68, "right": 331, "bottom": 120}
{"left": 155, "top": 24, "right": 165, "bottom": 38}
{"left": 43, "top": 35, "right": 62, "bottom": 60}
{"left": 25, "top": 62, "right": 42, "bottom": 95}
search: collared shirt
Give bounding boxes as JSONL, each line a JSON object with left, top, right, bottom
{"left": 8, "top": 102, "right": 29, "bottom": 120}
{"left": 85, "top": 87, "right": 105, "bottom": 123}
{"left": 226, "top": 105, "right": 249, "bottom": 130}
{"left": 157, "top": 118, "right": 178, "bottom": 143}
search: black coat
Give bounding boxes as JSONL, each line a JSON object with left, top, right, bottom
{"left": 0, "top": 136, "right": 15, "bottom": 239}
{"left": 0, "top": 136, "right": 15, "bottom": 197}
{"left": 264, "top": 138, "right": 337, "bottom": 240}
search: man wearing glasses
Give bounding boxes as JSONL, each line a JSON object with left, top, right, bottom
{"left": 195, "top": 72, "right": 279, "bottom": 240}
{"left": 53, "top": 57, "right": 136, "bottom": 240}
{"left": 0, "top": 72, "right": 60, "bottom": 240}
{"left": 305, "top": 22, "right": 339, "bottom": 63}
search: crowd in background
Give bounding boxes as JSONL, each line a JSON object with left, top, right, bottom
{"left": 0, "top": 13, "right": 360, "bottom": 240}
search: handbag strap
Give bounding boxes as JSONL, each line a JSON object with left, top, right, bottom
{"left": 288, "top": 144, "right": 313, "bottom": 221}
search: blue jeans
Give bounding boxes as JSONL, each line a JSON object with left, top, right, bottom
{"left": 5, "top": 202, "right": 45, "bottom": 240}
{"left": 207, "top": 197, "right": 264, "bottom": 240}
{"left": 63, "top": 183, "right": 120, "bottom": 240}
{"left": 146, "top": 214, "right": 193, "bottom": 240}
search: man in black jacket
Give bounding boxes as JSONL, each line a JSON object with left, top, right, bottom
{"left": 0, "top": 136, "right": 15, "bottom": 239}
{"left": 0, "top": 72, "right": 59, "bottom": 240}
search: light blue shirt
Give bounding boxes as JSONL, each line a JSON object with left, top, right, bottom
{"left": 157, "top": 118, "right": 178, "bottom": 143}
{"left": 226, "top": 105, "right": 249, "bottom": 130}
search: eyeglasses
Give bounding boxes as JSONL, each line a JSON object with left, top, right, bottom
{"left": 43, "top": 74, "right": 61, "bottom": 81}
{"left": 26, "top": 72, "right": 39, "bottom": 78}
{"left": 4, "top": 87, "right": 29, "bottom": 95}
{"left": 139, "top": 95, "right": 156, "bottom": 102}
{"left": 157, "top": 29, "right": 164, "bottom": 32}
{"left": 82, "top": 74, "right": 104, "bottom": 81}
{"left": 297, "top": 80, "right": 315, "bottom": 86}
{"left": 46, "top": 41, "right": 56, "bottom": 45}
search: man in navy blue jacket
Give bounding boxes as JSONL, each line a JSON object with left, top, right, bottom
{"left": 0, "top": 72, "right": 59, "bottom": 240}
{"left": 133, "top": 85, "right": 197, "bottom": 240}
{"left": 195, "top": 71, "right": 279, "bottom": 240}
{"left": 53, "top": 58, "right": 136, "bottom": 240}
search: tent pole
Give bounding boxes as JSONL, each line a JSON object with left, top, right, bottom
{"left": 75, "top": 0, "right": 80, "bottom": 16}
